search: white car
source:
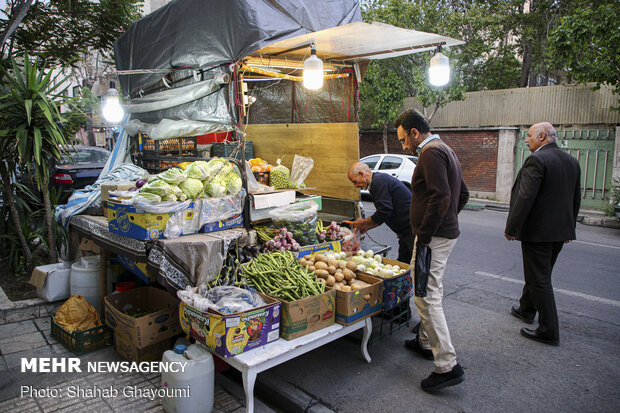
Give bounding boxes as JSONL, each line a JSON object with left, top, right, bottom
{"left": 360, "top": 154, "right": 418, "bottom": 196}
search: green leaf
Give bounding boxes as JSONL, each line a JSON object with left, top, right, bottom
{"left": 33, "top": 128, "right": 42, "bottom": 165}
{"left": 24, "top": 99, "right": 32, "bottom": 125}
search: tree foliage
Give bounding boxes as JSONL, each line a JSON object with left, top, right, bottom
{"left": 548, "top": 1, "right": 620, "bottom": 108}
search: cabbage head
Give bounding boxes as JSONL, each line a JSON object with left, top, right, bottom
{"left": 224, "top": 171, "right": 243, "bottom": 195}
{"left": 140, "top": 180, "right": 172, "bottom": 197}
{"left": 204, "top": 180, "right": 226, "bottom": 198}
{"left": 207, "top": 158, "right": 233, "bottom": 178}
{"left": 132, "top": 192, "right": 161, "bottom": 204}
{"left": 185, "top": 161, "right": 210, "bottom": 180}
{"left": 161, "top": 193, "right": 178, "bottom": 202}
{"left": 157, "top": 167, "right": 187, "bottom": 185}
{"left": 179, "top": 178, "right": 204, "bottom": 199}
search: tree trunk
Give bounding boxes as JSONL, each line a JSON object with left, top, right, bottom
{"left": 86, "top": 111, "right": 96, "bottom": 146}
{"left": 0, "top": 164, "right": 33, "bottom": 273}
{"left": 520, "top": 41, "right": 534, "bottom": 87}
{"left": 42, "top": 175, "right": 58, "bottom": 263}
{"left": 382, "top": 123, "right": 388, "bottom": 153}
{"left": 0, "top": 0, "right": 34, "bottom": 50}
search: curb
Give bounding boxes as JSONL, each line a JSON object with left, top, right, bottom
{"left": 0, "top": 286, "right": 59, "bottom": 325}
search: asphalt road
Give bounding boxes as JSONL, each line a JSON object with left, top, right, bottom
{"left": 264, "top": 204, "right": 620, "bottom": 412}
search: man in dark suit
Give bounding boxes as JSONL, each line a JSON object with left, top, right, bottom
{"left": 505, "top": 122, "right": 581, "bottom": 346}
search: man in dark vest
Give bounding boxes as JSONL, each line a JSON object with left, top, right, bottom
{"left": 505, "top": 122, "right": 581, "bottom": 346}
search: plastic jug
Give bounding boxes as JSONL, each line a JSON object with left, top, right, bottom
{"left": 161, "top": 343, "right": 215, "bottom": 413}
{"left": 70, "top": 255, "right": 101, "bottom": 313}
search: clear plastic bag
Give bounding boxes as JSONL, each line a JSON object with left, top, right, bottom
{"left": 290, "top": 155, "right": 314, "bottom": 188}
{"left": 245, "top": 161, "right": 273, "bottom": 193}
{"left": 270, "top": 159, "right": 290, "bottom": 189}
{"left": 269, "top": 201, "right": 319, "bottom": 246}
{"left": 177, "top": 285, "right": 266, "bottom": 314}
{"left": 342, "top": 228, "right": 361, "bottom": 253}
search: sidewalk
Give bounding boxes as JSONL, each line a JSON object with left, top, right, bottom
{"left": 467, "top": 198, "right": 620, "bottom": 229}
{"left": 0, "top": 315, "right": 277, "bottom": 413}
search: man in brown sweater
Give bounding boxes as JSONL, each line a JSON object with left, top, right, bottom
{"left": 394, "top": 109, "right": 469, "bottom": 392}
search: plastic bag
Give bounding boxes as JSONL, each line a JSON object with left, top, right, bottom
{"left": 177, "top": 285, "right": 266, "bottom": 314}
{"left": 270, "top": 159, "right": 290, "bottom": 189}
{"left": 342, "top": 228, "right": 361, "bottom": 253}
{"left": 414, "top": 239, "right": 432, "bottom": 297}
{"left": 290, "top": 155, "right": 314, "bottom": 188}
{"left": 245, "top": 161, "right": 273, "bottom": 193}
{"left": 269, "top": 201, "right": 319, "bottom": 246}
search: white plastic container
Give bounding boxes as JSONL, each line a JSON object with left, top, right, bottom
{"left": 70, "top": 255, "right": 101, "bottom": 313}
{"left": 161, "top": 343, "right": 214, "bottom": 413}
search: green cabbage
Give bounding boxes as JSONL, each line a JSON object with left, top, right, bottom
{"left": 179, "top": 178, "right": 204, "bottom": 199}
{"left": 225, "top": 171, "right": 242, "bottom": 195}
{"left": 132, "top": 192, "right": 161, "bottom": 204}
{"left": 206, "top": 158, "right": 233, "bottom": 178}
{"left": 157, "top": 167, "right": 187, "bottom": 185}
{"left": 185, "top": 161, "right": 211, "bottom": 180}
{"left": 140, "top": 180, "right": 173, "bottom": 197}
{"left": 204, "top": 180, "right": 226, "bottom": 197}
{"left": 161, "top": 193, "right": 178, "bottom": 202}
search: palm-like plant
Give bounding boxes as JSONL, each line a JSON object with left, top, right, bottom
{"left": 0, "top": 54, "right": 72, "bottom": 266}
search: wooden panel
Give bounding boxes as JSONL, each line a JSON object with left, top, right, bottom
{"left": 245, "top": 123, "right": 360, "bottom": 200}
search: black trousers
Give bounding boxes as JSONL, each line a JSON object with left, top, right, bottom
{"left": 397, "top": 233, "right": 414, "bottom": 264}
{"left": 519, "top": 241, "right": 564, "bottom": 340}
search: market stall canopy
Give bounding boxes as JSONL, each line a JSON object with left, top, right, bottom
{"left": 246, "top": 21, "right": 464, "bottom": 67}
{"left": 114, "top": 0, "right": 361, "bottom": 97}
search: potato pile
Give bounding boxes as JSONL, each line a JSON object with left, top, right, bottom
{"left": 298, "top": 253, "right": 371, "bottom": 292}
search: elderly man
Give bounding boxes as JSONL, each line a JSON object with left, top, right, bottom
{"left": 394, "top": 109, "right": 469, "bottom": 392}
{"left": 347, "top": 162, "right": 414, "bottom": 263}
{"left": 505, "top": 122, "right": 581, "bottom": 346}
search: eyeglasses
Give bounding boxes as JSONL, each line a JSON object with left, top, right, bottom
{"left": 397, "top": 133, "right": 407, "bottom": 145}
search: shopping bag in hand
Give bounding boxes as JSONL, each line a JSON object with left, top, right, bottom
{"left": 414, "top": 239, "right": 432, "bottom": 297}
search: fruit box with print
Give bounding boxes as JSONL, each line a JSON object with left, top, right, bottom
{"left": 332, "top": 273, "right": 383, "bottom": 326}
{"left": 274, "top": 289, "right": 336, "bottom": 340}
{"left": 104, "top": 287, "right": 181, "bottom": 349}
{"left": 107, "top": 199, "right": 198, "bottom": 240}
{"left": 179, "top": 293, "right": 281, "bottom": 358}
{"left": 359, "top": 258, "right": 413, "bottom": 311}
{"left": 295, "top": 240, "right": 343, "bottom": 258}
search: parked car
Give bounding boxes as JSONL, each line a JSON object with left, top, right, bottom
{"left": 19, "top": 146, "right": 110, "bottom": 201}
{"left": 359, "top": 154, "right": 418, "bottom": 196}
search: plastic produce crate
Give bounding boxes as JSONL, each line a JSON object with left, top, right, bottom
{"left": 211, "top": 141, "right": 253, "bottom": 160}
{"left": 50, "top": 313, "right": 112, "bottom": 354}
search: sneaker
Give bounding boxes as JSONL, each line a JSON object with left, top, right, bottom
{"left": 404, "top": 336, "right": 433, "bottom": 360}
{"left": 420, "top": 363, "right": 465, "bottom": 392}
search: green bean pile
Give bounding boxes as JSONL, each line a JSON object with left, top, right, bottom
{"left": 241, "top": 251, "right": 326, "bottom": 301}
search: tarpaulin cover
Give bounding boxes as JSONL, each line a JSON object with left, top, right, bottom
{"left": 114, "top": 0, "right": 361, "bottom": 98}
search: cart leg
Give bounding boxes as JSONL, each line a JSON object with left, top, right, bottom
{"left": 242, "top": 368, "right": 257, "bottom": 413}
{"left": 361, "top": 317, "right": 372, "bottom": 363}
{"left": 99, "top": 249, "right": 108, "bottom": 317}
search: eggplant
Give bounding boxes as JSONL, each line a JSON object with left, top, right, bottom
{"left": 135, "top": 178, "right": 148, "bottom": 188}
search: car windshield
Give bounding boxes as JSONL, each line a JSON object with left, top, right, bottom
{"left": 59, "top": 149, "right": 109, "bottom": 164}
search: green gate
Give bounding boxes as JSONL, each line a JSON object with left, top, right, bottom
{"left": 515, "top": 129, "right": 615, "bottom": 210}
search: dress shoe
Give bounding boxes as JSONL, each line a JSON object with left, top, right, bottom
{"left": 421, "top": 363, "right": 465, "bottom": 392}
{"left": 520, "top": 328, "right": 559, "bottom": 346}
{"left": 511, "top": 305, "right": 535, "bottom": 324}
{"left": 405, "top": 336, "right": 433, "bottom": 360}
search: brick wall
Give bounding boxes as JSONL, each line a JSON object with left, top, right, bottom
{"left": 359, "top": 129, "right": 499, "bottom": 192}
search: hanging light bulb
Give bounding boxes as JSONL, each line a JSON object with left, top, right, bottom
{"left": 428, "top": 45, "right": 450, "bottom": 87}
{"left": 303, "top": 43, "right": 323, "bottom": 90}
{"left": 102, "top": 81, "right": 124, "bottom": 124}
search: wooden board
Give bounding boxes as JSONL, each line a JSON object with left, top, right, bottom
{"left": 244, "top": 123, "right": 360, "bottom": 201}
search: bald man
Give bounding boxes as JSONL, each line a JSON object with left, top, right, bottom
{"left": 505, "top": 122, "right": 581, "bottom": 346}
{"left": 347, "top": 162, "right": 414, "bottom": 263}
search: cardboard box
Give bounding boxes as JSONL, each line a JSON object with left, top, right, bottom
{"left": 251, "top": 190, "right": 296, "bottom": 209}
{"left": 296, "top": 240, "right": 343, "bottom": 258}
{"left": 115, "top": 254, "right": 152, "bottom": 283}
{"left": 361, "top": 258, "right": 412, "bottom": 311}
{"left": 79, "top": 238, "right": 101, "bottom": 254}
{"left": 29, "top": 263, "right": 71, "bottom": 302}
{"left": 114, "top": 334, "right": 173, "bottom": 362}
{"left": 333, "top": 273, "right": 383, "bottom": 326}
{"left": 104, "top": 287, "right": 181, "bottom": 349}
{"left": 200, "top": 213, "right": 244, "bottom": 233}
{"left": 277, "top": 289, "right": 336, "bottom": 340}
{"left": 101, "top": 183, "right": 135, "bottom": 203}
{"left": 179, "top": 293, "right": 281, "bottom": 357}
{"left": 249, "top": 194, "right": 322, "bottom": 222}
{"left": 107, "top": 200, "right": 198, "bottom": 240}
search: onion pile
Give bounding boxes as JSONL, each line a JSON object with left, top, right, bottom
{"left": 262, "top": 228, "right": 301, "bottom": 252}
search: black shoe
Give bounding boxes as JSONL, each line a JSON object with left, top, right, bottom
{"left": 421, "top": 363, "right": 465, "bottom": 392}
{"left": 511, "top": 305, "right": 535, "bottom": 324}
{"left": 405, "top": 336, "right": 434, "bottom": 360}
{"left": 520, "top": 328, "right": 559, "bottom": 346}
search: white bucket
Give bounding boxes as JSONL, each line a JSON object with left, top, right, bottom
{"left": 161, "top": 343, "right": 214, "bottom": 413}
{"left": 70, "top": 255, "right": 101, "bottom": 313}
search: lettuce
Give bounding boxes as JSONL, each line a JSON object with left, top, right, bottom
{"left": 225, "top": 171, "right": 243, "bottom": 195}
{"left": 204, "top": 181, "right": 226, "bottom": 198}
{"left": 206, "top": 158, "right": 233, "bottom": 178}
{"left": 157, "top": 167, "right": 187, "bottom": 185}
{"left": 179, "top": 178, "right": 205, "bottom": 199}
{"left": 132, "top": 192, "right": 161, "bottom": 204}
{"left": 140, "top": 180, "right": 173, "bottom": 197}
{"left": 185, "top": 161, "right": 211, "bottom": 180}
